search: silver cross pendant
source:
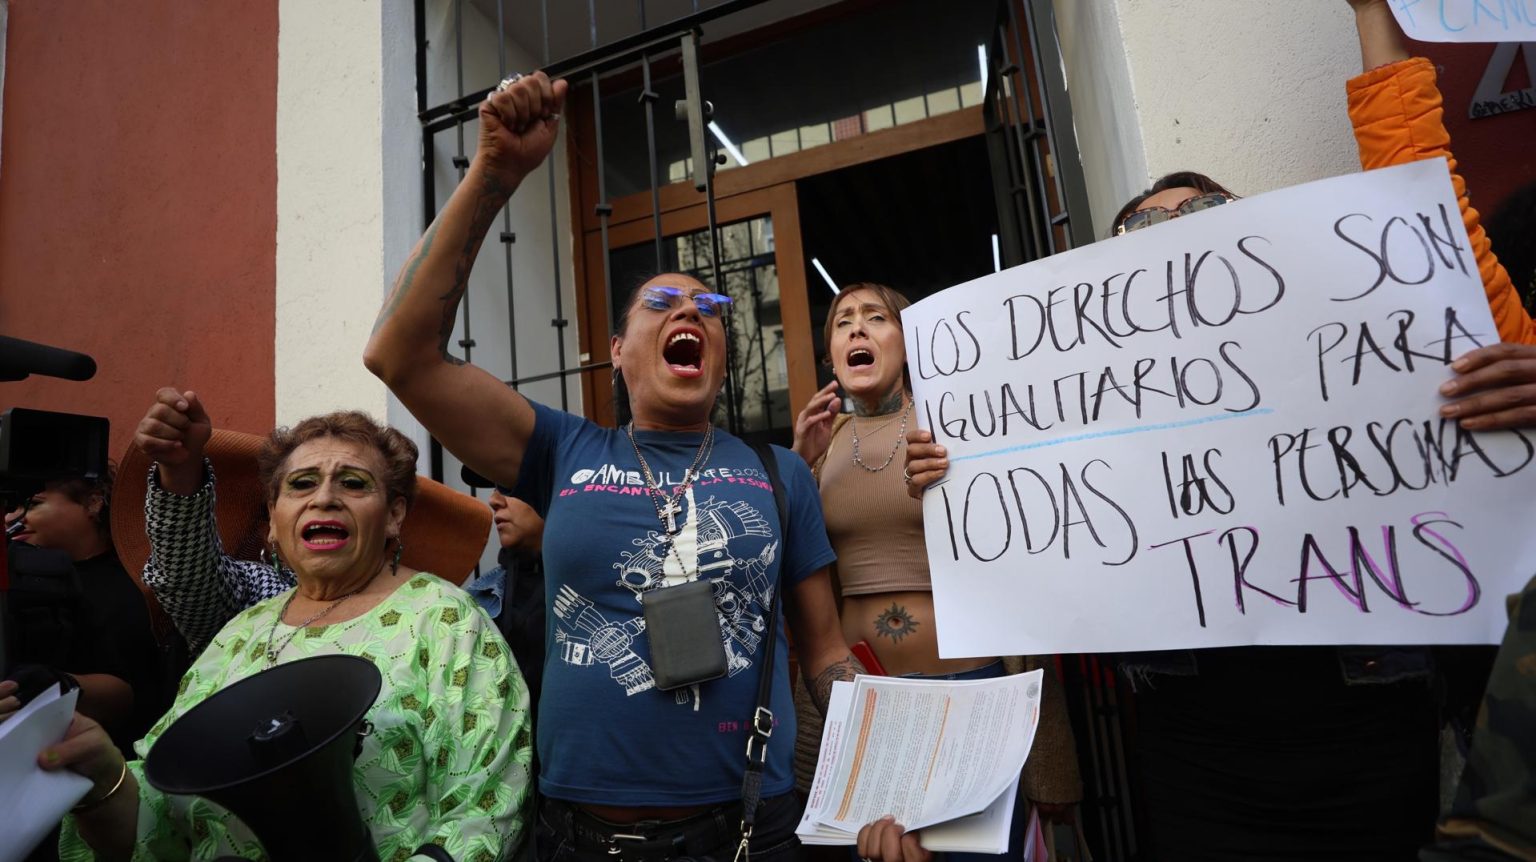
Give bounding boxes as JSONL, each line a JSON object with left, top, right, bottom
{"left": 659, "top": 496, "right": 682, "bottom": 534}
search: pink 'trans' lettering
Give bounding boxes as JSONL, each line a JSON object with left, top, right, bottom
{"left": 1150, "top": 512, "right": 1483, "bottom": 628}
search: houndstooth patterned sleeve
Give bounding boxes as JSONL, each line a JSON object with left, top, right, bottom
{"left": 139, "top": 460, "right": 294, "bottom": 654}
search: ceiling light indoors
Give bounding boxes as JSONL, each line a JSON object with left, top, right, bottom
{"left": 811, "top": 257, "right": 839, "bottom": 295}
{"left": 708, "top": 121, "right": 750, "bottom": 167}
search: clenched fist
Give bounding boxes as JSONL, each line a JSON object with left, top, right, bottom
{"left": 476, "top": 71, "right": 569, "bottom": 189}
{"left": 135, "top": 388, "right": 212, "bottom": 496}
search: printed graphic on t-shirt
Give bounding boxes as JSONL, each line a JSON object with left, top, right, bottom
{"left": 549, "top": 467, "right": 779, "bottom": 707}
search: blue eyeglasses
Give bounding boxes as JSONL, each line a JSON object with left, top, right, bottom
{"left": 640, "top": 285, "right": 733, "bottom": 317}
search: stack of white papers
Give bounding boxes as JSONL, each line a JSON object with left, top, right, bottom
{"left": 796, "top": 670, "right": 1043, "bottom": 854}
{"left": 0, "top": 684, "right": 93, "bottom": 862}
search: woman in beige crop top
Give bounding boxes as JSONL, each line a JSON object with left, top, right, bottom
{"left": 790, "top": 284, "right": 1082, "bottom": 843}
{"left": 792, "top": 282, "right": 999, "bottom": 679}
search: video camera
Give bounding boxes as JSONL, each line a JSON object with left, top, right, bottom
{"left": 0, "top": 407, "right": 111, "bottom": 507}
{"left": 0, "top": 335, "right": 109, "bottom": 504}
{"left": 0, "top": 335, "right": 109, "bottom": 677}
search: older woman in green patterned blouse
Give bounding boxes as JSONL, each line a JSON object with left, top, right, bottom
{"left": 40, "top": 411, "right": 532, "bottom": 861}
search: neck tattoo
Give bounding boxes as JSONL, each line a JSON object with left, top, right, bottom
{"left": 850, "top": 396, "right": 913, "bottom": 473}
{"left": 854, "top": 387, "right": 906, "bottom": 418}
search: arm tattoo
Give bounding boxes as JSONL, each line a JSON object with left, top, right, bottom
{"left": 436, "top": 172, "right": 509, "bottom": 365}
{"left": 373, "top": 221, "right": 439, "bottom": 335}
{"left": 807, "top": 653, "right": 865, "bottom": 715}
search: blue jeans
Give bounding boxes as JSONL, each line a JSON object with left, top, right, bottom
{"left": 899, "top": 661, "right": 1007, "bottom": 682}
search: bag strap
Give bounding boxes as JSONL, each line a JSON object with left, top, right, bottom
{"left": 736, "top": 440, "right": 790, "bottom": 862}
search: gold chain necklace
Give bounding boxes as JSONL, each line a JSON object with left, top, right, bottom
{"left": 263, "top": 566, "right": 381, "bottom": 666}
{"left": 849, "top": 398, "right": 913, "bottom": 473}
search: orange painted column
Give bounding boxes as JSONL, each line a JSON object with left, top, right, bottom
{"left": 0, "top": 0, "right": 279, "bottom": 459}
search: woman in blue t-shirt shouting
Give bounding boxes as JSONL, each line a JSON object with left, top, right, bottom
{"left": 366, "top": 71, "right": 881, "bottom": 862}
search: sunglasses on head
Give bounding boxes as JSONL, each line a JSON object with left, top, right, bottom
{"left": 639, "top": 285, "right": 733, "bottom": 317}
{"left": 1115, "top": 192, "right": 1234, "bottom": 235}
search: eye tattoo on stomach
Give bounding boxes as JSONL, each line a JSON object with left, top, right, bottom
{"left": 873, "top": 603, "right": 919, "bottom": 643}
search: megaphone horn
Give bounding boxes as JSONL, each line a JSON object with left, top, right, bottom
{"left": 143, "top": 654, "right": 383, "bottom": 862}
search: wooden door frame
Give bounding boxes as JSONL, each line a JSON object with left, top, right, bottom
{"left": 566, "top": 100, "right": 985, "bottom": 417}
{"left": 572, "top": 106, "right": 985, "bottom": 235}
{"left": 576, "top": 182, "right": 815, "bottom": 429}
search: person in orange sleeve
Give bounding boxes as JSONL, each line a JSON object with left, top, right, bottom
{"left": 1346, "top": 0, "right": 1536, "bottom": 432}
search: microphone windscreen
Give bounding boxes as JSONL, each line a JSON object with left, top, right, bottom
{"left": 0, "top": 336, "right": 97, "bottom": 381}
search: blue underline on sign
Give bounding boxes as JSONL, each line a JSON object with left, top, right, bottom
{"left": 949, "top": 408, "right": 1277, "bottom": 463}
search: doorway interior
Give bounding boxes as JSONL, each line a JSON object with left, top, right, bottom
{"left": 798, "top": 134, "right": 1000, "bottom": 398}
{"left": 584, "top": 132, "right": 999, "bottom": 446}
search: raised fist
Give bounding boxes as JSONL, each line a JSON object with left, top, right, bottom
{"left": 135, "top": 388, "right": 213, "bottom": 494}
{"left": 476, "top": 71, "right": 569, "bottom": 187}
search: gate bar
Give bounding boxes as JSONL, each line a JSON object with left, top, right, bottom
{"left": 419, "top": 0, "right": 775, "bottom": 133}
{"left": 639, "top": 1, "right": 665, "bottom": 272}
{"left": 541, "top": 0, "right": 571, "bottom": 411}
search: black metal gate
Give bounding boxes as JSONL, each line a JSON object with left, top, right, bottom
{"left": 413, "top": 0, "right": 1101, "bottom": 433}
{"left": 412, "top": 3, "right": 1132, "bottom": 859}
{"left": 415, "top": 0, "right": 776, "bottom": 446}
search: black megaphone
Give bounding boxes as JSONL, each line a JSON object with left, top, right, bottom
{"left": 143, "top": 654, "right": 383, "bottom": 862}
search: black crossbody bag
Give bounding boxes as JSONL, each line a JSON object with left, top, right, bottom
{"left": 607, "top": 440, "right": 792, "bottom": 861}
{"left": 730, "top": 440, "right": 790, "bottom": 862}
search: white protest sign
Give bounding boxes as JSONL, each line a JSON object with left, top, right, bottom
{"left": 905, "top": 159, "right": 1536, "bottom": 657}
{"left": 1387, "top": 0, "right": 1536, "bottom": 42}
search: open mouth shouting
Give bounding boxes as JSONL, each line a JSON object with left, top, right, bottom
{"left": 846, "top": 347, "right": 875, "bottom": 368}
{"left": 663, "top": 327, "right": 705, "bottom": 378}
{"left": 301, "top": 519, "right": 351, "bottom": 551}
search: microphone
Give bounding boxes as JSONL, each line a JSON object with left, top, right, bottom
{"left": 0, "top": 336, "right": 96, "bottom": 382}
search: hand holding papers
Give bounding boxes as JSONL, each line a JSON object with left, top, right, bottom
{"left": 0, "top": 683, "right": 93, "bottom": 862}
{"left": 797, "top": 670, "right": 1044, "bottom": 854}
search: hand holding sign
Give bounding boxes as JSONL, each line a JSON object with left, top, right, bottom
{"left": 1349, "top": 0, "right": 1412, "bottom": 67}
{"left": 903, "top": 429, "right": 947, "bottom": 499}
{"left": 1440, "top": 343, "right": 1536, "bottom": 429}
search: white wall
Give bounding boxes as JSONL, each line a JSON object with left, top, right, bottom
{"left": 423, "top": 0, "right": 580, "bottom": 421}
{"left": 381, "top": 0, "right": 432, "bottom": 457}
{"left": 420, "top": 0, "right": 581, "bottom": 571}
{"left": 276, "top": 0, "right": 401, "bottom": 423}
{"left": 1058, "top": 0, "right": 1365, "bottom": 236}
{"left": 1056, "top": 0, "right": 1148, "bottom": 240}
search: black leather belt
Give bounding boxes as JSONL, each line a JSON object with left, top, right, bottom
{"left": 545, "top": 799, "right": 744, "bottom": 861}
